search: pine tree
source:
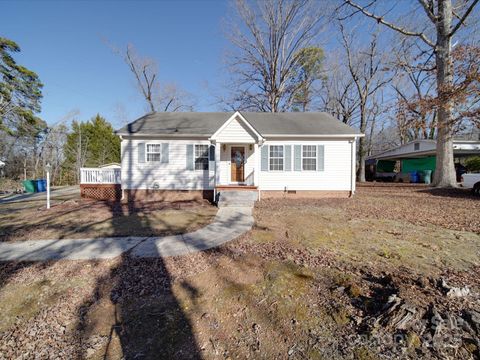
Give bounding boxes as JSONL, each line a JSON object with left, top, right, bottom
{"left": 61, "top": 115, "right": 120, "bottom": 184}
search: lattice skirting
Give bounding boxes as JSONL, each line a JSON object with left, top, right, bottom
{"left": 80, "top": 184, "right": 122, "bottom": 200}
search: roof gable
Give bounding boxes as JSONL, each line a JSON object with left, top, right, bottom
{"left": 210, "top": 112, "right": 263, "bottom": 143}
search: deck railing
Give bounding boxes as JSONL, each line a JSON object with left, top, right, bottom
{"left": 80, "top": 168, "right": 121, "bottom": 184}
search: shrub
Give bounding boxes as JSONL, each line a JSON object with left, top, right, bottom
{"left": 465, "top": 156, "right": 480, "bottom": 172}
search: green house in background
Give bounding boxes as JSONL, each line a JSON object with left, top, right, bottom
{"left": 366, "top": 139, "right": 480, "bottom": 183}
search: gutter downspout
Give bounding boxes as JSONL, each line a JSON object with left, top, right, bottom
{"left": 350, "top": 138, "right": 356, "bottom": 197}
{"left": 119, "top": 135, "right": 125, "bottom": 201}
{"left": 212, "top": 140, "right": 217, "bottom": 205}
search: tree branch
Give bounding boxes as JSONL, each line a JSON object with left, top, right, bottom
{"left": 449, "top": 0, "right": 480, "bottom": 37}
{"left": 417, "top": 0, "right": 437, "bottom": 23}
{"left": 343, "top": 0, "right": 435, "bottom": 48}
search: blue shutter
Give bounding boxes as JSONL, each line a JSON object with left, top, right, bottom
{"left": 161, "top": 143, "right": 169, "bottom": 163}
{"left": 138, "top": 142, "right": 145, "bottom": 163}
{"left": 284, "top": 145, "right": 291, "bottom": 171}
{"left": 317, "top": 145, "right": 324, "bottom": 171}
{"left": 261, "top": 145, "right": 268, "bottom": 171}
{"left": 209, "top": 145, "right": 215, "bottom": 161}
{"left": 186, "top": 144, "right": 194, "bottom": 170}
{"left": 294, "top": 145, "right": 301, "bottom": 171}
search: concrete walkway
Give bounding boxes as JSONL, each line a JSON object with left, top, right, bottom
{"left": 0, "top": 207, "right": 253, "bottom": 261}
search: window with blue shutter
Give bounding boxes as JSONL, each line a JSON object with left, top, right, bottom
{"left": 161, "top": 143, "right": 169, "bottom": 163}
{"left": 294, "top": 145, "right": 301, "bottom": 171}
{"left": 138, "top": 142, "right": 145, "bottom": 163}
{"left": 261, "top": 145, "right": 268, "bottom": 171}
{"left": 209, "top": 145, "right": 215, "bottom": 161}
{"left": 186, "top": 144, "right": 194, "bottom": 170}
{"left": 317, "top": 145, "right": 324, "bottom": 171}
{"left": 146, "top": 144, "right": 161, "bottom": 162}
{"left": 302, "top": 145, "right": 317, "bottom": 170}
{"left": 194, "top": 144, "right": 209, "bottom": 170}
{"left": 284, "top": 145, "right": 292, "bottom": 171}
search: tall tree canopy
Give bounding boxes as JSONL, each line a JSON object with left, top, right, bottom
{"left": 291, "top": 46, "right": 325, "bottom": 111}
{"left": 226, "top": 0, "right": 325, "bottom": 112}
{"left": 341, "top": 0, "right": 480, "bottom": 187}
{"left": 0, "top": 37, "right": 43, "bottom": 136}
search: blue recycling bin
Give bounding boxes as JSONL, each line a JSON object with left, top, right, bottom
{"left": 409, "top": 171, "right": 419, "bottom": 183}
{"left": 36, "top": 179, "right": 47, "bottom": 192}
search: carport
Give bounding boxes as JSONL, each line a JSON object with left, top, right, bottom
{"left": 366, "top": 139, "right": 480, "bottom": 183}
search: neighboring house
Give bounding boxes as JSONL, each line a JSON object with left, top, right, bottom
{"left": 368, "top": 139, "right": 480, "bottom": 161}
{"left": 114, "top": 111, "right": 363, "bottom": 202}
{"left": 365, "top": 139, "right": 480, "bottom": 183}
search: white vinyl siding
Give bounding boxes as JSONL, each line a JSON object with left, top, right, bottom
{"left": 214, "top": 117, "right": 257, "bottom": 143}
{"left": 269, "top": 145, "right": 284, "bottom": 171}
{"left": 259, "top": 139, "right": 353, "bottom": 191}
{"left": 302, "top": 145, "right": 316, "bottom": 171}
{"left": 194, "top": 144, "right": 209, "bottom": 171}
{"left": 146, "top": 143, "right": 161, "bottom": 162}
{"left": 122, "top": 137, "right": 354, "bottom": 192}
{"left": 121, "top": 138, "right": 214, "bottom": 190}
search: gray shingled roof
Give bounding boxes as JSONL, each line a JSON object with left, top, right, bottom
{"left": 116, "top": 112, "right": 360, "bottom": 137}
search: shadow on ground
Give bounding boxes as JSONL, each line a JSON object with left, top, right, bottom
{"left": 73, "top": 124, "right": 202, "bottom": 359}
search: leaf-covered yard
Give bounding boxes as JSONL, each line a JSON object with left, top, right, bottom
{"left": 0, "top": 189, "right": 217, "bottom": 242}
{"left": 0, "top": 184, "right": 479, "bottom": 359}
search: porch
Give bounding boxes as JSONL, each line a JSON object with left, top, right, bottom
{"left": 210, "top": 112, "right": 264, "bottom": 190}
{"left": 213, "top": 143, "right": 260, "bottom": 187}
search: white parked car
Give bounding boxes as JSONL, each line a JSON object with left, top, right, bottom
{"left": 461, "top": 173, "right": 480, "bottom": 195}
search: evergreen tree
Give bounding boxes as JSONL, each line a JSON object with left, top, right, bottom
{"left": 62, "top": 115, "right": 120, "bottom": 184}
{"left": 0, "top": 37, "right": 43, "bottom": 135}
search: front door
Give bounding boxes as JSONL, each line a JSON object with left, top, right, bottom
{"left": 231, "top": 147, "right": 245, "bottom": 183}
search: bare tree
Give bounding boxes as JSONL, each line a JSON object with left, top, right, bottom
{"left": 155, "top": 83, "right": 196, "bottom": 112}
{"left": 317, "top": 53, "right": 360, "bottom": 125}
{"left": 112, "top": 43, "right": 195, "bottom": 113}
{"left": 341, "top": 0, "right": 480, "bottom": 187}
{"left": 339, "top": 23, "right": 390, "bottom": 182}
{"left": 123, "top": 44, "right": 157, "bottom": 112}
{"left": 226, "top": 0, "right": 325, "bottom": 112}
{"left": 390, "top": 38, "right": 438, "bottom": 141}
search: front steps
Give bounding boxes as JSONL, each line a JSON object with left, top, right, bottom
{"left": 217, "top": 190, "right": 258, "bottom": 207}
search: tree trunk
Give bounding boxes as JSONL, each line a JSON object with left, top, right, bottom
{"left": 357, "top": 103, "right": 367, "bottom": 182}
{"left": 357, "top": 137, "right": 366, "bottom": 182}
{"left": 433, "top": 0, "right": 457, "bottom": 187}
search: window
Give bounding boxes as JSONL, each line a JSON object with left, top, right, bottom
{"left": 269, "top": 145, "right": 284, "bottom": 171}
{"left": 302, "top": 145, "right": 317, "bottom": 170}
{"left": 146, "top": 144, "right": 161, "bottom": 162}
{"left": 194, "top": 144, "right": 209, "bottom": 170}
{"left": 414, "top": 142, "right": 420, "bottom": 151}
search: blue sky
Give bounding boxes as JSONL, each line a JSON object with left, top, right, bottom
{"left": 3, "top": 0, "right": 230, "bottom": 127}
{"left": 3, "top": 0, "right": 435, "bottom": 130}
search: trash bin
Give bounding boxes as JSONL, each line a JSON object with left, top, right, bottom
{"left": 418, "top": 170, "right": 425, "bottom": 183}
{"left": 22, "top": 180, "right": 36, "bottom": 193}
{"left": 423, "top": 170, "right": 432, "bottom": 185}
{"left": 36, "top": 179, "right": 46, "bottom": 192}
{"left": 409, "top": 171, "right": 419, "bottom": 183}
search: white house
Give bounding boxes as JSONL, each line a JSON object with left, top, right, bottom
{"left": 114, "top": 111, "right": 363, "bottom": 202}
